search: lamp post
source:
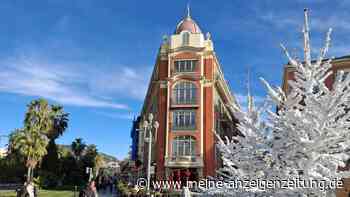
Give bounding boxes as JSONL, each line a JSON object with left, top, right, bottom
{"left": 143, "top": 113, "right": 159, "bottom": 195}
{"left": 86, "top": 167, "right": 93, "bottom": 182}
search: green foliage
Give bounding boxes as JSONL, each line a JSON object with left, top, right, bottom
{"left": 9, "top": 128, "right": 49, "bottom": 181}
{"left": 57, "top": 145, "right": 72, "bottom": 158}
{"left": 2, "top": 137, "right": 109, "bottom": 189}
{"left": 71, "top": 138, "right": 86, "bottom": 160}
{"left": 82, "top": 144, "right": 97, "bottom": 167}
{"left": 0, "top": 153, "right": 25, "bottom": 183}
{"left": 117, "top": 181, "right": 149, "bottom": 197}
{"left": 3, "top": 98, "right": 113, "bottom": 191}
{"left": 24, "top": 99, "right": 53, "bottom": 136}
{"left": 0, "top": 190, "right": 74, "bottom": 197}
{"left": 9, "top": 128, "right": 49, "bottom": 168}
{"left": 6, "top": 98, "right": 70, "bottom": 183}
{"left": 36, "top": 170, "right": 61, "bottom": 188}
{"left": 47, "top": 105, "right": 69, "bottom": 140}
{"left": 41, "top": 140, "right": 59, "bottom": 173}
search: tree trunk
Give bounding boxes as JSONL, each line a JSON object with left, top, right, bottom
{"left": 95, "top": 168, "right": 99, "bottom": 177}
{"left": 27, "top": 167, "right": 31, "bottom": 182}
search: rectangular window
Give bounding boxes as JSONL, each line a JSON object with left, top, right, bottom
{"left": 174, "top": 60, "right": 197, "bottom": 72}
{"left": 172, "top": 140, "right": 178, "bottom": 156}
{"left": 173, "top": 110, "right": 196, "bottom": 130}
{"left": 172, "top": 136, "right": 196, "bottom": 157}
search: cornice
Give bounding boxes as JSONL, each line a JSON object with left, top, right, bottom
{"left": 169, "top": 46, "right": 205, "bottom": 53}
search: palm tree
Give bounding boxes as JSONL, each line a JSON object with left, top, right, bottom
{"left": 25, "top": 100, "right": 69, "bottom": 140}
{"left": 71, "top": 138, "right": 86, "bottom": 161}
{"left": 48, "top": 105, "right": 69, "bottom": 140}
{"left": 41, "top": 104, "right": 69, "bottom": 173}
{"left": 9, "top": 128, "right": 49, "bottom": 182}
{"left": 10, "top": 99, "right": 69, "bottom": 182}
{"left": 24, "top": 99, "right": 52, "bottom": 135}
{"left": 13, "top": 98, "right": 54, "bottom": 182}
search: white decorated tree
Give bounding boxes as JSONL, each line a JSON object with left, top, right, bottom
{"left": 206, "top": 81, "right": 274, "bottom": 196}
{"left": 209, "top": 9, "right": 350, "bottom": 197}
{"left": 266, "top": 8, "right": 350, "bottom": 196}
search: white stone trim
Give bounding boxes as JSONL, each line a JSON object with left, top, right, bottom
{"left": 165, "top": 55, "right": 171, "bottom": 158}
{"left": 200, "top": 55, "right": 204, "bottom": 156}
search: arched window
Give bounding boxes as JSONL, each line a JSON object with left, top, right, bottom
{"left": 173, "top": 81, "right": 196, "bottom": 105}
{"left": 172, "top": 136, "right": 196, "bottom": 157}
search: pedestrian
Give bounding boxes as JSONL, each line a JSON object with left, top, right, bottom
{"left": 95, "top": 175, "right": 100, "bottom": 191}
{"left": 109, "top": 177, "right": 113, "bottom": 193}
{"left": 16, "top": 182, "right": 27, "bottom": 197}
{"left": 101, "top": 176, "right": 106, "bottom": 191}
{"left": 26, "top": 182, "right": 35, "bottom": 197}
{"left": 17, "top": 181, "right": 36, "bottom": 197}
{"left": 79, "top": 180, "right": 98, "bottom": 197}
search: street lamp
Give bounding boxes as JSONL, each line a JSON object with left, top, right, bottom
{"left": 143, "top": 113, "right": 159, "bottom": 195}
{"left": 86, "top": 167, "right": 93, "bottom": 182}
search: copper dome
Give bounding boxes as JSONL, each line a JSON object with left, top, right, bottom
{"left": 175, "top": 17, "right": 202, "bottom": 34}
{"left": 175, "top": 5, "right": 202, "bottom": 34}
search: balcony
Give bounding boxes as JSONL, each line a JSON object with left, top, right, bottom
{"left": 164, "top": 155, "right": 203, "bottom": 168}
{"left": 171, "top": 99, "right": 199, "bottom": 109}
{"left": 172, "top": 99, "right": 197, "bottom": 105}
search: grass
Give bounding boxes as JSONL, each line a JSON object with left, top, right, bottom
{"left": 0, "top": 190, "right": 75, "bottom": 197}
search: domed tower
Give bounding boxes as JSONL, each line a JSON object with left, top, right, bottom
{"left": 163, "top": 5, "right": 213, "bottom": 51}
{"left": 136, "top": 6, "right": 238, "bottom": 181}
{"left": 175, "top": 6, "right": 202, "bottom": 34}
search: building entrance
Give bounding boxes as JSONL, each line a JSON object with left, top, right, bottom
{"left": 169, "top": 168, "right": 199, "bottom": 184}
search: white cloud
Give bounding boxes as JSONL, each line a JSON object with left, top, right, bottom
{"left": 258, "top": 9, "right": 350, "bottom": 58}
{"left": 93, "top": 111, "right": 136, "bottom": 120}
{"left": 311, "top": 15, "right": 350, "bottom": 32}
{"left": 259, "top": 9, "right": 350, "bottom": 33}
{"left": 259, "top": 12, "right": 300, "bottom": 29}
{"left": 88, "top": 66, "right": 151, "bottom": 101}
{"left": 0, "top": 55, "right": 131, "bottom": 109}
{"left": 329, "top": 45, "right": 350, "bottom": 56}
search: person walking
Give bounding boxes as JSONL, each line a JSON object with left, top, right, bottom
{"left": 108, "top": 176, "right": 113, "bottom": 193}
{"left": 79, "top": 180, "right": 98, "bottom": 197}
{"left": 17, "top": 181, "right": 36, "bottom": 197}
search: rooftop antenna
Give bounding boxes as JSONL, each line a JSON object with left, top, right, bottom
{"left": 186, "top": 3, "right": 191, "bottom": 18}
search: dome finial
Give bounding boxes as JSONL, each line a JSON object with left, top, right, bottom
{"left": 175, "top": 3, "right": 201, "bottom": 34}
{"left": 186, "top": 3, "right": 191, "bottom": 18}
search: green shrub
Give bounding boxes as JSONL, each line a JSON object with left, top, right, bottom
{"left": 37, "top": 171, "right": 60, "bottom": 188}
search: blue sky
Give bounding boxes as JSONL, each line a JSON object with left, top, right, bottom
{"left": 0, "top": 0, "right": 349, "bottom": 160}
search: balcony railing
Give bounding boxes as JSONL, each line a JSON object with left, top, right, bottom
{"left": 171, "top": 155, "right": 197, "bottom": 162}
{"left": 164, "top": 154, "right": 203, "bottom": 167}
{"left": 171, "top": 99, "right": 197, "bottom": 105}
{"left": 172, "top": 125, "right": 196, "bottom": 131}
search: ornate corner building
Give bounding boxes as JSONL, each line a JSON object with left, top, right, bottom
{"left": 130, "top": 8, "right": 240, "bottom": 181}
